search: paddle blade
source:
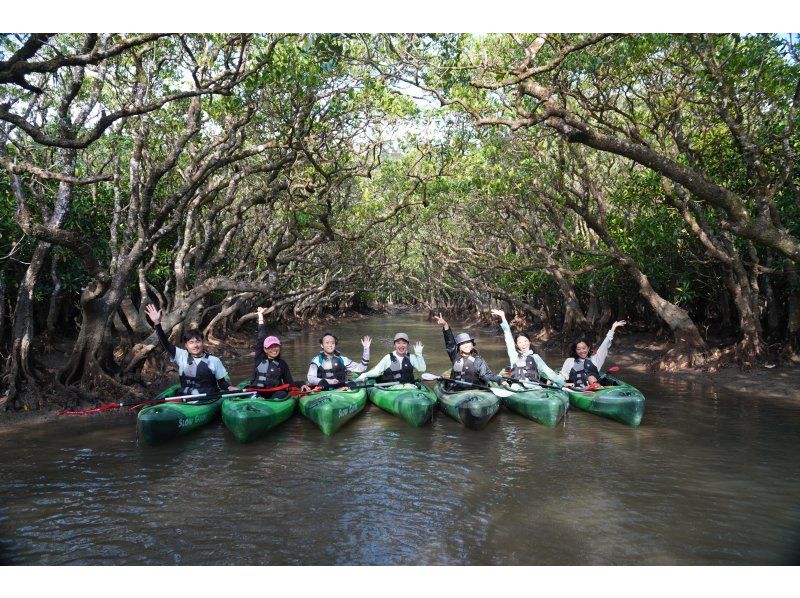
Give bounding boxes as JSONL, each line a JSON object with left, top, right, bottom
{"left": 420, "top": 373, "right": 440, "bottom": 381}
{"left": 490, "top": 387, "right": 514, "bottom": 398}
{"left": 607, "top": 366, "right": 620, "bottom": 372}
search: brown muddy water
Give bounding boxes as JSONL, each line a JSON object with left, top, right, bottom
{"left": 1, "top": 313, "right": 799, "bottom": 565}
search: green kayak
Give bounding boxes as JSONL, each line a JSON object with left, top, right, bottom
{"left": 495, "top": 380, "right": 569, "bottom": 428}
{"left": 136, "top": 384, "right": 226, "bottom": 445}
{"left": 367, "top": 382, "right": 437, "bottom": 427}
{"left": 433, "top": 381, "right": 500, "bottom": 430}
{"left": 563, "top": 374, "right": 645, "bottom": 426}
{"left": 299, "top": 386, "right": 367, "bottom": 435}
{"left": 221, "top": 382, "right": 297, "bottom": 443}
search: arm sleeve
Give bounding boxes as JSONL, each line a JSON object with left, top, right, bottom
{"left": 410, "top": 352, "right": 426, "bottom": 373}
{"left": 344, "top": 355, "right": 367, "bottom": 374}
{"left": 307, "top": 360, "right": 322, "bottom": 385}
{"left": 254, "top": 323, "right": 267, "bottom": 366}
{"left": 591, "top": 331, "right": 615, "bottom": 370}
{"left": 360, "top": 354, "right": 391, "bottom": 379}
{"left": 443, "top": 328, "right": 457, "bottom": 363}
{"left": 500, "top": 321, "right": 517, "bottom": 366}
{"left": 154, "top": 323, "right": 177, "bottom": 358}
{"left": 534, "top": 354, "right": 565, "bottom": 386}
{"left": 560, "top": 358, "right": 573, "bottom": 381}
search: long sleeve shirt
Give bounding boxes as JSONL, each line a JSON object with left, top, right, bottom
{"left": 443, "top": 327, "right": 501, "bottom": 384}
{"left": 360, "top": 350, "right": 426, "bottom": 379}
{"left": 306, "top": 346, "right": 370, "bottom": 385}
{"left": 500, "top": 321, "right": 564, "bottom": 385}
{"left": 560, "top": 328, "right": 615, "bottom": 380}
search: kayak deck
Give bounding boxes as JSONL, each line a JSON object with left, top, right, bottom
{"left": 564, "top": 374, "right": 645, "bottom": 426}
{"left": 136, "top": 384, "right": 225, "bottom": 445}
{"left": 367, "top": 382, "right": 437, "bottom": 427}
{"left": 497, "top": 381, "right": 569, "bottom": 428}
{"left": 299, "top": 386, "right": 367, "bottom": 435}
{"left": 433, "top": 381, "right": 500, "bottom": 430}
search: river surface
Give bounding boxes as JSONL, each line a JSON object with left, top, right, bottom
{"left": 1, "top": 313, "right": 799, "bottom": 565}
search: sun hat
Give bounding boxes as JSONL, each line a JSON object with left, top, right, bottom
{"left": 394, "top": 333, "right": 410, "bottom": 342}
{"left": 454, "top": 332, "right": 476, "bottom": 346}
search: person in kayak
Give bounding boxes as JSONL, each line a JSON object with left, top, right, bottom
{"left": 560, "top": 320, "right": 627, "bottom": 389}
{"left": 251, "top": 307, "right": 310, "bottom": 397}
{"left": 432, "top": 313, "right": 503, "bottom": 388}
{"left": 355, "top": 332, "right": 425, "bottom": 385}
{"left": 306, "top": 332, "right": 371, "bottom": 389}
{"left": 144, "top": 303, "right": 239, "bottom": 395}
{"left": 490, "top": 309, "right": 564, "bottom": 387}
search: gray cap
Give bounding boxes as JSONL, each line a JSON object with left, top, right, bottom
{"left": 454, "top": 332, "right": 476, "bottom": 346}
{"left": 394, "top": 332, "right": 410, "bottom": 342}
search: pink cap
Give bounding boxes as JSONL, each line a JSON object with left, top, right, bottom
{"left": 263, "top": 336, "right": 281, "bottom": 349}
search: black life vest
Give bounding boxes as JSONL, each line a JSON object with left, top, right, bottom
{"left": 315, "top": 351, "right": 347, "bottom": 383}
{"left": 180, "top": 352, "right": 219, "bottom": 395}
{"left": 451, "top": 353, "right": 480, "bottom": 384}
{"left": 568, "top": 358, "right": 600, "bottom": 388}
{"left": 252, "top": 357, "right": 284, "bottom": 388}
{"left": 510, "top": 352, "right": 539, "bottom": 382}
{"left": 378, "top": 353, "right": 415, "bottom": 384}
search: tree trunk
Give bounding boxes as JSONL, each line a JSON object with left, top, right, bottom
{"left": 786, "top": 266, "right": 800, "bottom": 351}
{"left": 624, "top": 259, "right": 707, "bottom": 367}
{"left": 0, "top": 273, "right": 6, "bottom": 351}
{"left": 4, "top": 241, "right": 52, "bottom": 409}
{"left": 45, "top": 256, "right": 63, "bottom": 336}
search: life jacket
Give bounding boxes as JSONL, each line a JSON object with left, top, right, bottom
{"left": 252, "top": 357, "right": 284, "bottom": 388}
{"left": 451, "top": 353, "right": 480, "bottom": 384}
{"left": 378, "top": 353, "right": 415, "bottom": 384}
{"left": 510, "top": 352, "right": 539, "bottom": 382}
{"left": 180, "top": 352, "right": 219, "bottom": 395}
{"left": 568, "top": 358, "right": 600, "bottom": 388}
{"left": 315, "top": 351, "right": 347, "bottom": 383}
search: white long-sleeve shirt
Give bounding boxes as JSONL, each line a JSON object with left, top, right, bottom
{"left": 499, "top": 321, "right": 564, "bottom": 385}
{"left": 560, "top": 329, "right": 615, "bottom": 380}
{"left": 360, "top": 350, "right": 426, "bottom": 379}
{"left": 306, "top": 347, "right": 369, "bottom": 385}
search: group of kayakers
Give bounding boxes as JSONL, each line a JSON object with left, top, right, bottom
{"left": 144, "top": 303, "right": 626, "bottom": 398}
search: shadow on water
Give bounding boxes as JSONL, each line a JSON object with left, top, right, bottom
{"left": 1, "top": 313, "right": 799, "bottom": 564}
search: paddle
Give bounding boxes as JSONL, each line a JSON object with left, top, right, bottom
{"left": 500, "top": 375, "right": 562, "bottom": 390}
{"left": 419, "top": 373, "right": 513, "bottom": 398}
{"left": 59, "top": 389, "right": 256, "bottom": 416}
{"left": 240, "top": 383, "right": 292, "bottom": 400}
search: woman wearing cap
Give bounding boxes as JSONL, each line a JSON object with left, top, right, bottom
{"left": 432, "top": 313, "right": 502, "bottom": 387}
{"left": 356, "top": 333, "right": 426, "bottom": 384}
{"left": 307, "top": 332, "right": 371, "bottom": 389}
{"left": 491, "top": 309, "right": 564, "bottom": 386}
{"left": 252, "top": 307, "right": 308, "bottom": 397}
{"left": 560, "top": 320, "right": 627, "bottom": 389}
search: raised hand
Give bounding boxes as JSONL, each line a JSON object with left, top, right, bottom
{"left": 490, "top": 309, "right": 506, "bottom": 322}
{"left": 144, "top": 303, "right": 162, "bottom": 326}
{"left": 361, "top": 335, "right": 372, "bottom": 348}
{"left": 257, "top": 306, "right": 265, "bottom": 323}
{"left": 433, "top": 313, "right": 448, "bottom": 329}
{"left": 611, "top": 320, "right": 627, "bottom": 332}
{"left": 414, "top": 341, "right": 424, "bottom": 354}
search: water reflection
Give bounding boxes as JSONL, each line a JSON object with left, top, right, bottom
{"left": 1, "top": 313, "right": 799, "bottom": 564}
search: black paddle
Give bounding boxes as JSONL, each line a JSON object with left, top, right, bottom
{"left": 419, "top": 373, "right": 513, "bottom": 398}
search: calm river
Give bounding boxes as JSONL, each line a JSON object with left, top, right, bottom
{"left": 1, "top": 313, "right": 799, "bottom": 565}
